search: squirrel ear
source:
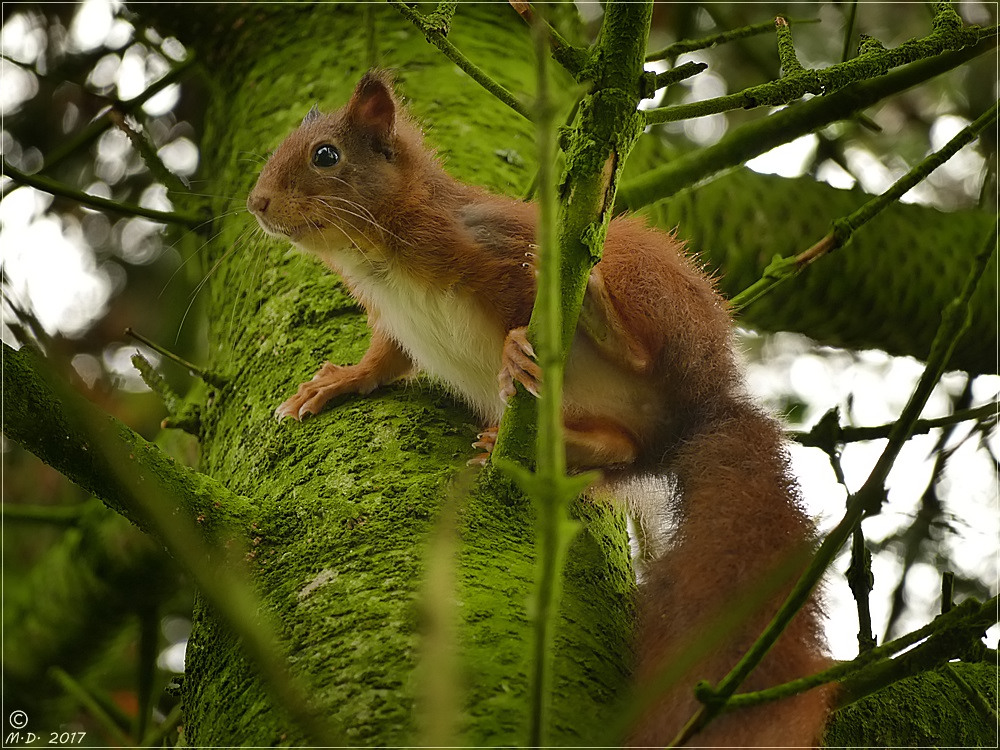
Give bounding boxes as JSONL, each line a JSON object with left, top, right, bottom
{"left": 347, "top": 71, "right": 397, "bottom": 155}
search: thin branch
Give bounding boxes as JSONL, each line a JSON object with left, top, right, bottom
{"left": 668, "top": 225, "right": 996, "bottom": 745}
{"left": 50, "top": 667, "right": 133, "bottom": 747}
{"left": 109, "top": 109, "right": 188, "bottom": 193}
{"left": 882, "top": 381, "right": 972, "bottom": 641}
{"left": 848, "top": 524, "right": 877, "bottom": 652}
{"left": 522, "top": 19, "right": 577, "bottom": 746}
{"left": 508, "top": 1, "right": 588, "bottom": 76}
{"left": 720, "top": 595, "right": 997, "bottom": 710}
{"left": 652, "top": 61, "right": 708, "bottom": 91}
{"left": 774, "top": 16, "right": 806, "bottom": 76}
{"left": 615, "top": 34, "right": 997, "bottom": 211}
{"left": 643, "top": 15, "right": 994, "bottom": 126}
{"left": 730, "top": 100, "right": 998, "bottom": 310}
{"left": 2, "top": 161, "right": 202, "bottom": 227}
{"left": 387, "top": 0, "right": 533, "bottom": 120}
{"left": 129, "top": 352, "right": 201, "bottom": 435}
{"left": 125, "top": 326, "right": 223, "bottom": 385}
{"left": 645, "top": 18, "right": 820, "bottom": 62}
{"left": 841, "top": 0, "right": 861, "bottom": 62}
{"left": 809, "top": 425, "right": 877, "bottom": 651}
{"left": 791, "top": 402, "right": 997, "bottom": 447}
{"left": 4, "top": 55, "right": 195, "bottom": 198}
{"left": 830, "top": 102, "right": 998, "bottom": 242}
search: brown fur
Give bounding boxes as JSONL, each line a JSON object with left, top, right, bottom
{"left": 249, "top": 71, "right": 833, "bottom": 746}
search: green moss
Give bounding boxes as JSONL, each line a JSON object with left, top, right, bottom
{"left": 645, "top": 168, "right": 997, "bottom": 375}
{"left": 824, "top": 662, "right": 998, "bottom": 747}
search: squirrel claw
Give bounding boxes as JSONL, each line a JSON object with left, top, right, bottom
{"left": 468, "top": 425, "right": 499, "bottom": 465}
{"left": 275, "top": 361, "right": 352, "bottom": 422}
{"left": 498, "top": 327, "right": 541, "bottom": 401}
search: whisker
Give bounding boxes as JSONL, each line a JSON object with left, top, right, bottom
{"left": 309, "top": 203, "right": 385, "bottom": 257}
{"left": 159, "top": 212, "right": 254, "bottom": 299}
{"left": 226, "top": 226, "right": 268, "bottom": 350}
{"left": 175, "top": 226, "right": 255, "bottom": 343}
{"left": 317, "top": 193, "right": 413, "bottom": 248}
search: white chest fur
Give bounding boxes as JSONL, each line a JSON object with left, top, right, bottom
{"left": 331, "top": 253, "right": 506, "bottom": 423}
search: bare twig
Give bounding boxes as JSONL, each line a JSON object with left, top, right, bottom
{"left": 388, "top": 0, "right": 532, "bottom": 120}
{"left": 2, "top": 161, "right": 201, "bottom": 227}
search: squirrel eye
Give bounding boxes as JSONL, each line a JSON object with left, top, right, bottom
{"left": 312, "top": 144, "right": 340, "bottom": 168}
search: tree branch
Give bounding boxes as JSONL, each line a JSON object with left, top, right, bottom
{"left": 645, "top": 17, "right": 819, "bottom": 62}
{"left": 616, "top": 35, "right": 997, "bottom": 211}
{"left": 730, "top": 100, "right": 998, "bottom": 309}
{"left": 2, "top": 342, "right": 346, "bottom": 745}
{"left": 791, "top": 402, "right": 998, "bottom": 447}
{"left": 3, "top": 55, "right": 196, "bottom": 198}
{"left": 2, "top": 343, "right": 249, "bottom": 537}
{"left": 387, "top": 0, "right": 533, "bottom": 120}
{"left": 643, "top": 14, "right": 994, "bottom": 125}
{"left": 716, "top": 595, "right": 998, "bottom": 710}
{"left": 2, "top": 161, "right": 202, "bottom": 227}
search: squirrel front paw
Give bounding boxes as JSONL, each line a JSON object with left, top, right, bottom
{"left": 498, "top": 327, "right": 541, "bottom": 402}
{"left": 275, "top": 362, "right": 360, "bottom": 421}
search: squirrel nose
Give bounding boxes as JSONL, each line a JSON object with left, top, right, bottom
{"left": 247, "top": 193, "right": 270, "bottom": 215}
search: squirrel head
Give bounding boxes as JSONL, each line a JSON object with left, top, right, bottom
{"left": 248, "top": 70, "right": 418, "bottom": 258}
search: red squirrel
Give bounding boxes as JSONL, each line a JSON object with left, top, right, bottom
{"left": 248, "top": 71, "right": 833, "bottom": 747}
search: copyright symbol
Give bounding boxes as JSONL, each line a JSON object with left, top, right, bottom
{"left": 9, "top": 710, "right": 28, "bottom": 729}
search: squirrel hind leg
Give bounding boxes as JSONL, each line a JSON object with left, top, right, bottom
{"left": 563, "top": 416, "right": 639, "bottom": 468}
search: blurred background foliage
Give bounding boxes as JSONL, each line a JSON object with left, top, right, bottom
{"left": 1, "top": 1, "right": 996, "bottom": 744}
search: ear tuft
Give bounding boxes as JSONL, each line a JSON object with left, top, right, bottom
{"left": 346, "top": 70, "right": 397, "bottom": 154}
{"left": 302, "top": 103, "right": 321, "bottom": 125}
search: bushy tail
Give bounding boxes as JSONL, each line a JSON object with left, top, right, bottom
{"left": 629, "top": 399, "right": 833, "bottom": 747}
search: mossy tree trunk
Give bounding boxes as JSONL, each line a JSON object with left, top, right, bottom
{"left": 160, "top": 4, "right": 634, "bottom": 746}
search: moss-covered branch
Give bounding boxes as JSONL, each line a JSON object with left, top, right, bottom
{"left": 2, "top": 343, "right": 345, "bottom": 744}
{"left": 388, "top": 0, "right": 532, "bottom": 120}
{"left": 617, "top": 35, "right": 997, "bottom": 211}
{"left": 507, "top": 1, "right": 589, "bottom": 76}
{"left": 836, "top": 596, "right": 999, "bottom": 708}
{"left": 493, "top": 1, "right": 653, "bottom": 466}
{"left": 643, "top": 169, "right": 996, "bottom": 376}
{"left": 714, "top": 595, "right": 998, "bottom": 710}
{"left": 643, "top": 9, "right": 994, "bottom": 125}
{"left": 731, "top": 101, "right": 998, "bottom": 309}
{"left": 2, "top": 344, "right": 250, "bottom": 537}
